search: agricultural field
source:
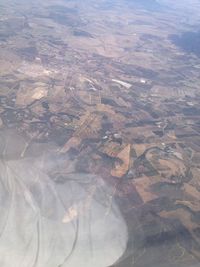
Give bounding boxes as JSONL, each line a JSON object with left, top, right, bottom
{"left": 0, "top": 0, "right": 200, "bottom": 266}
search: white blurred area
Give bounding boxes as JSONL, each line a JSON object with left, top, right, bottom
{"left": 0, "top": 130, "right": 127, "bottom": 267}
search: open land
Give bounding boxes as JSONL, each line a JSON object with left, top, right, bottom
{"left": 1, "top": 0, "right": 200, "bottom": 266}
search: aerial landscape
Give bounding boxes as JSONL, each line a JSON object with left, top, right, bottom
{"left": 1, "top": 0, "right": 200, "bottom": 266}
